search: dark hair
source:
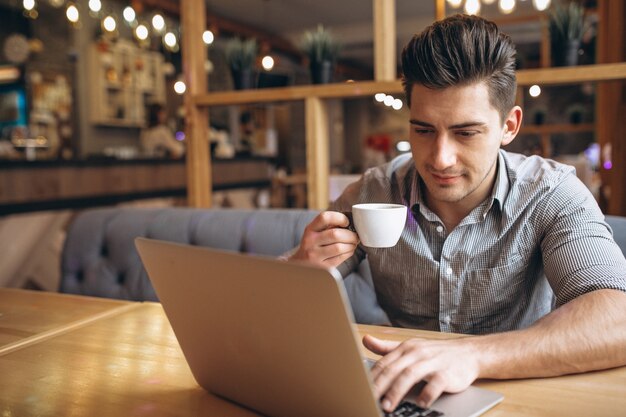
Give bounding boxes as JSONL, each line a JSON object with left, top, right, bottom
{"left": 401, "top": 14, "right": 517, "bottom": 121}
{"left": 146, "top": 103, "right": 164, "bottom": 128}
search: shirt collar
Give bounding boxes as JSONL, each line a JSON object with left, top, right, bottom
{"left": 408, "top": 150, "right": 510, "bottom": 219}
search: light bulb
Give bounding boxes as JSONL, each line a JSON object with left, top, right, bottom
{"left": 164, "top": 32, "right": 177, "bottom": 48}
{"left": 396, "top": 141, "right": 411, "bottom": 152}
{"left": 135, "top": 24, "right": 149, "bottom": 40}
{"left": 374, "top": 93, "right": 386, "bottom": 102}
{"left": 447, "top": 0, "right": 463, "bottom": 8}
{"left": 66, "top": 4, "right": 79, "bottom": 22}
{"left": 103, "top": 16, "right": 116, "bottom": 32}
{"left": 202, "top": 30, "right": 214, "bottom": 45}
{"left": 23, "top": 0, "right": 35, "bottom": 10}
{"left": 261, "top": 55, "right": 275, "bottom": 71}
{"left": 392, "top": 99, "right": 403, "bottom": 110}
{"left": 174, "top": 80, "right": 186, "bottom": 95}
{"left": 384, "top": 95, "right": 394, "bottom": 106}
{"left": 465, "top": 0, "right": 481, "bottom": 15}
{"left": 88, "top": 0, "right": 101, "bottom": 13}
{"left": 529, "top": 85, "right": 541, "bottom": 97}
{"left": 123, "top": 6, "right": 135, "bottom": 22}
{"left": 152, "top": 14, "right": 165, "bottom": 32}
{"left": 533, "top": 0, "right": 551, "bottom": 11}
{"left": 499, "top": 0, "right": 516, "bottom": 14}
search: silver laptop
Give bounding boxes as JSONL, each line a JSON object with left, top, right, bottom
{"left": 136, "top": 237, "right": 503, "bottom": 417}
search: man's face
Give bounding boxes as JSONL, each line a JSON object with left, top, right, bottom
{"left": 409, "top": 82, "right": 517, "bottom": 211}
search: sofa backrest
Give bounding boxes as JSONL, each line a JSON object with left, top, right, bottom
{"left": 606, "top": 215, "right": 626, "bottom": 257}
{"left": 61, "top": 207, "right": 389, "bottom": 325}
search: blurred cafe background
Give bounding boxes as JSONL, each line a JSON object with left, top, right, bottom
{"left": 0, "top": 0, "right": 625, "bottom": 290}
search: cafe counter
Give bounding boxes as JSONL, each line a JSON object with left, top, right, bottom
{"left": 0, "top": 156, "right": 275, "bottom": 215}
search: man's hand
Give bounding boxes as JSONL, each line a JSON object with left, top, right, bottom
{"left": 289, "top": 211, "right": 359, "bottom": 268}
{"left": 363, "top": 334, "right": 480, "bottom": 412}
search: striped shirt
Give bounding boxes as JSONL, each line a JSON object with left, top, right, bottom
{"left": 331, "top": 150, "right": 626, "bottom": 334}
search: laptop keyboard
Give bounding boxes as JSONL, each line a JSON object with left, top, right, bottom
{"left": 384, "top": 400, "right": 444, "bottom": 417}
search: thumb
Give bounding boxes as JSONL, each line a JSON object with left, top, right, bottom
{"left": 362, "top": 334, "right": 400, "bottom": 355}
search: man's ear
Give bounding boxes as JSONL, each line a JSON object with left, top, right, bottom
{"left": 501, "top": 106, "right": 523, "bottom": 146}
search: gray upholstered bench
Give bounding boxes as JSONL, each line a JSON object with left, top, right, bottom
{"left": 60, "top": 207, "right": 389, "bottom": 325}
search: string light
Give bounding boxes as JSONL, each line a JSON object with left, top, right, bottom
{"left": 23, "top": 0, "right": 35, "bottom": 10}
{"left": 152, "top": 13, "right": 165, "bottom": 32}
{"left": 102, "top": 15, "right": 116, "bottom": 32}
{"left": 529, "top": 85, "right": 541, "bottom": 97}
{"left": 464, "top": 0, "right": 481, "bottom": 15}
{"left": 202, "top": 30, "right": 214, "bottom": 45}
{"left": 483, "top": 0, "right": 496, "bottom": 4}
{"left": 163, "top": 32, "right": 177, "bottom": 48}
{"left": 88, "top": 0, "right": 101, "bottom": 13}
{"left": 174, "top": 80, "right": 186, "bottom": 95}
{"left": 447, "top": 0, "right": 463, "bottom": 8}
{"left": 123, "top": 6, "right": 135, "bottom": 23}
{"left": 533, "top": 0, "right": 551, "bottom": 11}
{"left": 396, "top": 141, "right": 411, "bottom": 152}
{"left": 135, "top": 24, "right": 149, "bottom": 40}
{"left": 498, "top": 0, "right": 516, "bottom": 14}
{"left": 261, "top": 55, "right": 275, "bottom": 71}
{"left": 374, "top": 93, "right": 386, "bottom": 102}
{"left": 65, "top": 3, "right": 79, "bottom": 23}
{"left": 392, "top": 99, "right": 403, "bottom": 110}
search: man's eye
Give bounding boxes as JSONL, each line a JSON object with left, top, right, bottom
{"left": 456, "top": 131, "right": 478, "bottom": 137}
{"left": 413, "top": 129, "right": 434, "bottom": 135}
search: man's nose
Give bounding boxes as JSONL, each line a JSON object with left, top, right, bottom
{"left": 431, "top": 133, "right": 457, "bottom": 170}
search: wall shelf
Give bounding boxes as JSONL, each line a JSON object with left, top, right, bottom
{"left": 181, "top": 0, "right": 626, "bottom": 212}
{"left": 520, "top": 123, "right": 595, "bottom": 135}
{"left": 193, "top": 63, "right": 626, "bottom": 108}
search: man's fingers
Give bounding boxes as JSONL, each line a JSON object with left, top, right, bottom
{"left": 375, "top": 356, "right": 433, "bottom": 411}
{"left": 363, "top": 335, "right": 401, "bottom": 355}
{"left": 417, "top": 373, "right": 447, "bottom": 409}
{"left": 307, "top": 211, "right": 350, "bottom": 232}
{"left": 322, "top": 249, "right": 358, "bottom": 268}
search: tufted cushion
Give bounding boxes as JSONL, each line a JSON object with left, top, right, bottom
{"left": 61, "top": 207, "right": 389, "bottom": 325}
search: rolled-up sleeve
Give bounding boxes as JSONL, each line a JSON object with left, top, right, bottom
{"left": 539, "top": 173, "right": 626, "bottom": 306}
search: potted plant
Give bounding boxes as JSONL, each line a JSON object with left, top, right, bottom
{"left": 300, "top": 25, "right": 341, "bottom": 84}
{"left": 549, "top": 2, "right": 589, "bottom": 67}
{"left": 225, "top": 38, "right": 258, "bottom": 90}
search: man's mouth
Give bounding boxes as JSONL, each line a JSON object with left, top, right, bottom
{"left": 430, "top": 172, "right": 463, "bottom": 185}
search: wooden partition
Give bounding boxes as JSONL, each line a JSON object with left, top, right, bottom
{"left": 181, "top": 0, "right": 626, "bottom": 213}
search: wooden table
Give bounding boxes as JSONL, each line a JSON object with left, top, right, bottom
{"left": 0, "top": 290, "right": 625, "bottom": 417}
{"left": 0, "top": 288, "right": 134, "bottom": 355}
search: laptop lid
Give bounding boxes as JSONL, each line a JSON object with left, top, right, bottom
{"left": 135, "top": 237, "right": 503, "bottom": 417}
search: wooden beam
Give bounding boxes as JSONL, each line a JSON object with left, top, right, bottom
{"left": 597, "top": 0, "right": 626, "bottom": 216}
{"left": 373, "top": 0, "right": 396, "bottom": 81}
{"left": 435, "top": 0, "right": 446, "bottom": 21}
{"left": 194, "top": 80, "right": 403, "bottom": 106}
{"left": 193, "top": 64, "right": 626, "bottom": 108}
{"left": 305, "top": 97, "right": 330, "bottom": 210}
{"left": 181, "top": 0, "right": 211, "bottom": 208}
{"left": 516, "top": 63, "right": 626, "bottom": 86}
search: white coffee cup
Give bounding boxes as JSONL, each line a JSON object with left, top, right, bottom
{"left": 351, "top": 203, "right": 407, "bottom": 248}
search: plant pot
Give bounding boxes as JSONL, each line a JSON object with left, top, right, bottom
{"left": 232, "top": 69, "right": 256, "bottom": 90}
{"left": 310, "top": 60, "right": 334, "bottom": 84}
{"left": 552, "top": 39, "right": 580, "bottom": 67}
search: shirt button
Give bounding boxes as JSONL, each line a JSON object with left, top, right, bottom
{"left": 436, "top": 225, "right": 444, "bottom": 233}
{"left": 446, "top": 267, "right": 453, "bottom": 275}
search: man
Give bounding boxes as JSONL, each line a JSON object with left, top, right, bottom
{"left": 289, "top": 14, "right": 626, "bottom": 413}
